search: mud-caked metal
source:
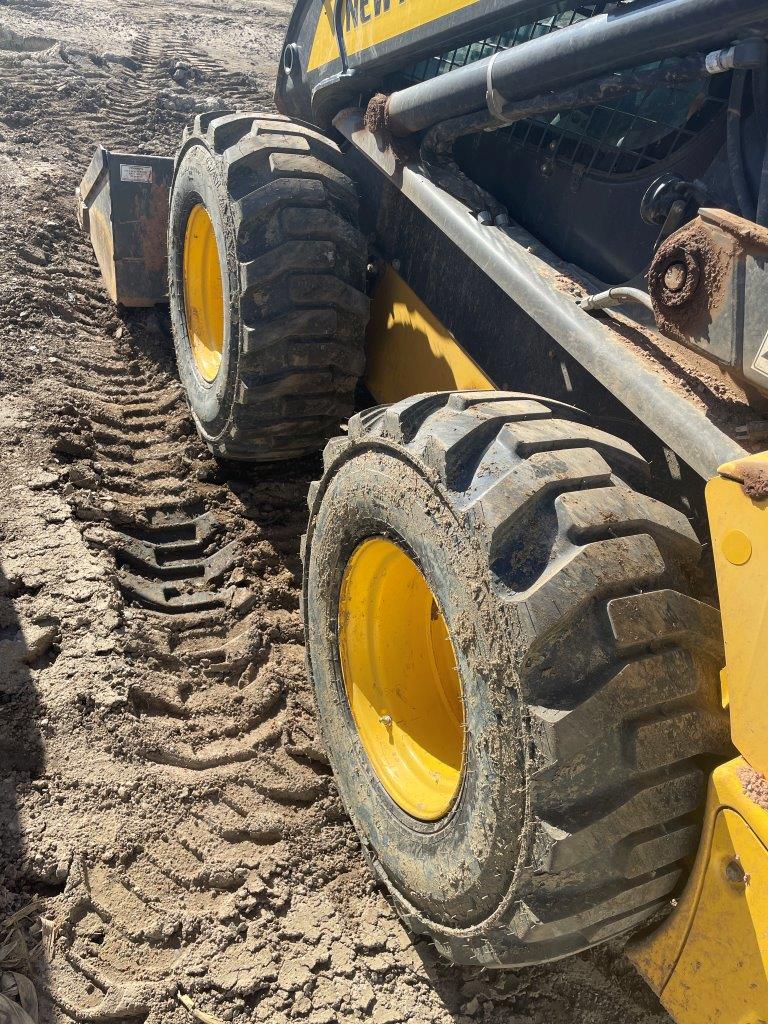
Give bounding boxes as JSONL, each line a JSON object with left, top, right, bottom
{"left": 76, "top": 146, "right": 173, "bottom": 307}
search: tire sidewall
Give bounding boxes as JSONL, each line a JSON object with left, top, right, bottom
{"left": 305, "top": 447, "right": 527, "bottom": 929}
{"left": 168, "top": 142, "right": 240, "bottom": 443}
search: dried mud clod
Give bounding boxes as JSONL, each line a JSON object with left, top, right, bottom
{"left": 741, "top": 766, "right": 768, "bottom": 812}
{"left": 730, "top": 461, "right": 768, "bottom": 502}
{"left": 363, "top": 91, "right": 418, "bottom": 168}
{"left": 363, "top": 91, "right": 390, "bottom": 135}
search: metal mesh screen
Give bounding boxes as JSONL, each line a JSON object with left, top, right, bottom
{"left": 393, "top": 2, "right": 728, "bottom": 178}
{"left": 397, "top": 4, "right": 618, "bottom": 85}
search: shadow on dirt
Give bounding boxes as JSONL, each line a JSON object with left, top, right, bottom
{"left": 0, "top": 557, "right": 51, "bottom": 1022}
{"left": 411, "top": 929, "right": 668, "bottom": 1021}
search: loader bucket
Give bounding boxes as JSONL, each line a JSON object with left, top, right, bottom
{"left": 76, "top": 147, "right": 174, "bottom": 307}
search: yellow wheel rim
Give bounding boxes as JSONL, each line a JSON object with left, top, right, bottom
{"left": 338, "top": 538, "right": 465, "bottom": 821}
{"left": 183, "top": 203, "right": 224, "bottom": 382}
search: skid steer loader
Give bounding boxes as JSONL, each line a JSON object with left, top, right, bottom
{"left": 77, "top": 1, "right": 768, "bottom": 1019}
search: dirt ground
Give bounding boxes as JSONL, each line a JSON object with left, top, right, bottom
{"left": 0, "top": 2, "right": 672, "bottom": 1022}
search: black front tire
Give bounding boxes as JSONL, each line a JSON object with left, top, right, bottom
{"left": 303, "top": 391, "right": 730, "bottom": 967}
{"left": 168, "top": 111, "right": 370, "bottom": 461}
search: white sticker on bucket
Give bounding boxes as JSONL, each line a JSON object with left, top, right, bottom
{"left": 120, "top": 164, "right": 153, "bottom": 184}
{"left": 752, "top": 329, "right": 768, "bottom": 380}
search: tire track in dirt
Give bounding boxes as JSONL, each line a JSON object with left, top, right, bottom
{"left": 0, "top": 14, "right": 359, "bottom": 1022}
{"left": 45, "top": 310, "right": 344, "bottom": 1020}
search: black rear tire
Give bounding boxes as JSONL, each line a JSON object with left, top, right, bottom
{"left": 168, "top": 111, "right": 369, "bottom": 461}
{"left": 303, "top": 391, "right": 730, "bottom": 967}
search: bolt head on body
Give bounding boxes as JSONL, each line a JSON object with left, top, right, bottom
{"left": 664, "top": 261, "right": 688, "bottom": 292}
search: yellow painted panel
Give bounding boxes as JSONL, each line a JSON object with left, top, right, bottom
{"left": 308, "top": 0, "right": 482, "bottom": 71}
{"left": 706, "top": 457, "right": 768, "bottom": 777}
{"left": 308, "top": 0, "right": 337, "bottom": 71}
{"left": 628, "top": 759, "right": 768, "bottom": 1023}
{"left": 364, "top": 266, "right": 493, "bottom": 404}
{"left": 662, "top": 808, "right": 768, "bottom": 1024}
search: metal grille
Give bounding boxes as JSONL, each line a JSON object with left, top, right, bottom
{"left": 393, "top": 2, "right": 728, "bottom": 178}
{"left": 397, "top": 3, "right": 621, "bottom": 85}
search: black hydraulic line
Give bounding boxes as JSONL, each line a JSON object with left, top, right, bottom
{"left": 333, "top": 0, "right": 349, "bottom": 71}
{"left": 384, "top": 0, "right": 768, "bottom": 136}
{"left": 757, "top": 134, "right": 768, "bottom": 226}
{"left": 755, "top": 66, "right": 768, "bottom": 225}
{"left": 753, "top": 66, "right": 768, "bottom": 130}
{"left": 727, "top": 71, "right": 757, "bottom": 221}
{"left": 420, "top": 56, "right": 710, "bottom": 159}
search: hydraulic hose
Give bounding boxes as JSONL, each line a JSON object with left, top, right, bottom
{"left": 420, "top": 56, "right": 710, "bottom": 158}
{"left": 756, "top": 67, "right": 768, "bottom": 226}
{"left": 727, "top": 70, "right": 757, "bottom": 221}
{"left": 753, "top": 65, "right": 768, "bottom": 130}
{"left": 756, "top": 134, "right": 768, "bottom": 226}
{"left": 579, "top": 287, "right": 654, "bottom": 314}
